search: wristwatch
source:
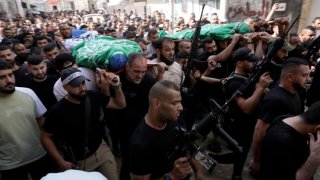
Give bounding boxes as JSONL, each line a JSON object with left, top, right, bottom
{"left": 163, "top": 174, "right": 171, "bottom": 180}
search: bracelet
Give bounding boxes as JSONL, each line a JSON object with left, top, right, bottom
{"left": 111, "top": 83, "right": 122, "bottom": 89}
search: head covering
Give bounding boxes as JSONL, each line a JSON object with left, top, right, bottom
{"left": 61, "top": 67, "right": 86, "bottom": 87}
{"left": 55, "top": 53, "right": 76, "bottom": 71}
{"left": 109, "top": 52, "right": 127, "bottom": 71}
{"left": 268, "top": 38, "right": 295, "bottom": 52}
{"left": 233, "top": 47, "right": 259, "bottom": 62}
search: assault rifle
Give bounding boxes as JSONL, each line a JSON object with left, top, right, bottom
{"left": 305, "top": 35, "right": 320, "bottom": 66}
{"left": 237, "top": 13, "right": 301, "bottom": 95}
{"left": 182, "top": 4, "right": 205, "bottom": 92}
{"left": 226, "top": 38, "right": 283, "bottom": 106}
{"left": 167, "top": 111, "right": 242, "bottom": 174}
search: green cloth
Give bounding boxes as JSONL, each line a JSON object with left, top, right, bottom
{"left": 167, "top": 22, "right": 253, "bottom": 41}
{"left": 72, "top": 36, "right": 142, "bottom": 69}
{"left": 158, "top": 30, "right": 168, "bottom": 37}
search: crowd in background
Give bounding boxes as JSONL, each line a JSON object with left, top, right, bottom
{"left": 2, "top": 2, "right": 320, "bottom": 180}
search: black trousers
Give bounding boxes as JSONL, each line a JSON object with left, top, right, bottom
{"left": 1, "top": 154, "right": 58, "bottom": 180}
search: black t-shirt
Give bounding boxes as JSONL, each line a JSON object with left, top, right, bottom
{"left": 14, "top": 65, "right": 31, "bottom": 87}
{"left": 260, "top": 116, "right": 309, "bottom": 180}
{"left": 259, "top": 86, "right": 304, "bottom": 124}
{"left": 116, "top": 72, "right": 156, "bottom": 138}
{"left": 22, "top": 75, "right": 59, "bottom": 110}
{"left": 45, "top": 59, "right": 60, "bottom": 76}
{"left": 194, "top": 57, "right": 234, "bottom": 104}
{"left": 225, "top": 73, "right": 258, "bottom": 145}
{"left": 43, "top": 91, "right": 110, "bottom": 160}
{"left": 129, "top": 120, "right": 180, "bottom": 179}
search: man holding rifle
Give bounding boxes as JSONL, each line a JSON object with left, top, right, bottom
{"left": 129, "top": 80, "right": 205, "bottom": 180}
{"left": 251, "top": 57, "right": 310, "bottom": 177}
{"left": 224, "top": 47, "right": 272, "bottom": 180}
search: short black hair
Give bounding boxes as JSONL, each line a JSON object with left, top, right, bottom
{"left": 125, "top": 31, "right": 136, "bottom": 39}
{"left": 283, "top": 57, "right": 309, "bottom": 68}
{"left": 135, "top": 37, "right": 147, "bottom": 45}
{"left": 43, "top": 42, "right": 57, "bottom": 52}
{"left": 154, "top": 37, "right": 174, "bottom": 50}
{"left": 3, "top": 26, "right": 12, "bottom": 31}
{"left": 30, "top": 47, "right": 43, "bottom": 55}
{"left": 147, "top": 28, "right": 158, "bottom": 37}
{"left": 55, "top": 53, "right": 76, "bottom": 71}
{"left": 0, "top": 45, "right": 12, "bottom": 52}
{"left": 35, "top": 35, "right": 52, "bottom": 43}
{"left": 281, "top": 57, "right": 309, "bottom": 76}
{"left": 178, "top": 39, "right": 191, "bottom": 49}
{"left": 175, "top": 50, "right": 189, "bottom": 59}
{"left": 27, "top": 55, "right": 44, "bottom": 65}
{"left": 203, "top": 36, "right": 214, "bottom": 45}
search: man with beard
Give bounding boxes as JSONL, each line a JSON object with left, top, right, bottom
{"left": 250, "top": 57, "right": 310, "bottom": 177}
{"left": 113, "top": 52, "right": 157, "bottom": 180}
{"left": 223, "top": 47, "right": 272, "bottom": 180}
{"left": 13, "top": 43, "right": 29, "bottom": 65}
{"left": 23, "top": 55, "right": 59, "bottom": 111}
{"left": 193, "top": 35, "right": 240, "bottom": 104}
{"left": 129, "top": 80, "right": 205, "bottom": 180}
{"left": 146, "top": 28, "right": 158, "bottom": 55}
{"left": 41, "top": 67, "right": 125, "bottom": 180}
{"left": 0, "top": 45, "right": 30, "bottom": 86}
{"left": 43, "top": 43, "right": 60, "bottom": 76}
{"left": 199, "top": 37, "right": 218, "bottom": 63}
{"left": 0, "top": 59, "right": 55, "bottom": 180}
{"left": 262, "top": 38, "right": 295, "bottom": 86}
{"left": 53, "top": 53, "right": 97, "bottom": 101}
{"left": 148, "top": 37, "right": 184, "bottom": 88}
{"left": 2, "top": 27, "right": 15, "bottom": 40}
{"left": 34, "top": 35, "right": 52, "bottom": 49}
{"left": 59, "top": 23, "right": 72, "bottom": 40}
{"left": 178, "top": 39, "right": 192, "bottom": 54}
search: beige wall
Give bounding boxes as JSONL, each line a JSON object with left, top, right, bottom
{"left": 298, "top": 0, "right": 319, "bottom": 33}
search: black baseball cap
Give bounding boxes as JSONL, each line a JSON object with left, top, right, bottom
{"left": 61, "top": 67, "right": 86, "bottom": 87}
{"left": 233, "top": 47, "right": 259, "bottom": 62}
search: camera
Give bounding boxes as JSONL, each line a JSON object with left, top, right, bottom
{"left": 167, "top": 112, "right": 242, "bottom": 172}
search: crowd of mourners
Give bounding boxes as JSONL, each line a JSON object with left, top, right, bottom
{"left": 2, "top": 2, "right": 320, "bottom": 180}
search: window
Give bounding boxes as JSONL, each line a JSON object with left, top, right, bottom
{"left": 200, "top": 0, "right": 220, "bottom": 9}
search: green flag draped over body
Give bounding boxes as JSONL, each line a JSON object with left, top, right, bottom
{"left": 167, "top": 22, "right": 253, "bottom": 41}
{"left": 72, "top": 36, "right": 142, "bottom": 70}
